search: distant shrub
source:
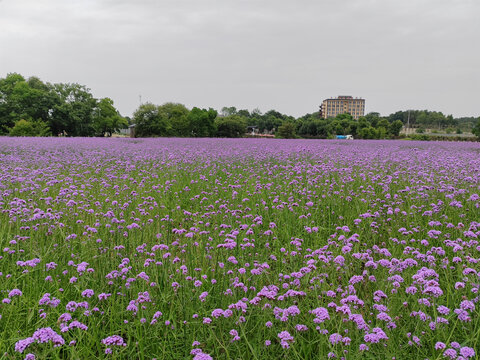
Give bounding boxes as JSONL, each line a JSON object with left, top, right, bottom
{"left": 9, "top": 119, "right": 52, "bottom": 137}
{"left": 9, "top": 119, "right": 51, "bottom": 137}
{"left": 409, "top": 134, "right": 430, "bottom": 141}
{"left": 277, "top": 122, "right": 296, "bottom": 139}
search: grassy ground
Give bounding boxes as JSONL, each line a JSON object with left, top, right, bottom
{"left": 0, "top": 137, "right": 478, "bottom": 359}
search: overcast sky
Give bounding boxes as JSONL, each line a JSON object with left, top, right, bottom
{"left": 1, "top": 0, "right": 479, "bottom": 118}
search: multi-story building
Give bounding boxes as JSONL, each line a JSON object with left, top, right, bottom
{"left": 320, "top": 96, "right": 365, "bottom": 120}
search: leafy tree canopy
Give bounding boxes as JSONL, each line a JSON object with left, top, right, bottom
{"left": 472, "top": 118, "right": 480, "bottom": 139}
{"left": 0, "top": 73, "right": 125, "bottom": 137}
{"left": 277, "top": 122, "right": 296, "bottom": 139}
{"left": 215, "top": 115, "right": 247, "bottom": 138}
{"left": 93, "top": 98, "right": 128, "bottom": 137}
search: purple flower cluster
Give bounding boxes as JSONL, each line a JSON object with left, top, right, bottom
{"left": 15, "top": 327, "right": 65, "bottom": 353}
{"left": 2, "top": 138, "right": 480, "bottom": 359}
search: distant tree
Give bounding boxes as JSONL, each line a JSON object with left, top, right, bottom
{"left": 9, "top": 119, "right": 51, "bottom": 137}
{"left": 472, "top": 118, "right": 480, "bottom": 139}
{"left": 446, "top": 115, "right": 457, "bottom": 127}
{"left": 389, "top": 120, "right": 403, "bottom": 136}
{"left": 376, "top": 126, "right": 387, "bottom": 139}
{"left": 358, "top": 126, "right": 377, "bottom": 139}
{"left": 93, "top": 98, "right": 128, "bottom": 137}
{"left": 237, "top": 109, "right": 250, "bottom": 118}
{"left": 133, "top": 103, "right": 172, "bottom": 137}
{"left": 0, "top": 73, "right": 131, "bottom": 137}
{"left": 258, "top": 111, "right": 285, "bottom": 133}
{"left": 221, "top": 106, "right": 237, "bottom": 117}
{"left": 316, "top": 120, "right": 332, "bottom": 138}
{"left": 34, "top": 120, "right": 52, "bottom": 136}
{"left": 251, "top": 108, "right": 262, "bottom": 116}
{"left": 335, "top": 113, "right": 353, "bottom": 121}
{"left": 365, "top": 112, "right": 381, "bottom": 128}
{"left": 0, "top": 73, "right": 26, "bottom": 133}
{"left": 187, "top": 107, "right": 217, "bottom": 137}
{"left": 0, "top": 73, "right": 59, "bottom": 134}
{"left": 8, "top": 119, "right": 35, "bottom": 136}
{"left": 375, "top": 118, "right": 389, "bottom": 138}
{"left": 331, "top": 120, "right": 345, "bottom": 135}
{"left": 158, "top": 103, "right": 190, "bottom": 137}
{"left": 455, "top": 117, "right": 477, "bottom": 131}
{"left": 298, "top": 120, "right": 317, "bottom": 137}
{"left": 277, "top": 122, "right": 296, "bottom": 139}
{"left": 357, "top": 117, "right": 369, "bottom": 128}
{"left": 416, "top": 111, "right": 428, "bottom": 128}
{"left": 388, "top": 111, "right": 407, "bottom": 124}
{"left": 215, "top": 115, "right": 247, "bottom": 137}
{"left": 347, "top": 120, "right": 359, "bottom": 137}
{"left": 376, "top": 118, "right": 389, "bottom": 129}
{"left": 50, "top": 83, "right": 97, "bottom": 136}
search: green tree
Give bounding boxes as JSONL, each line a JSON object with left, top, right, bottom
{"left": 335, "top": 113, "right": 353, "bottom": 122}
{"left": 388, "top": 111, "right": 407, "bottom": 124}
{"left": 365, "top": 112, "right": 381, "bottom": 128}
{"left": 158, "top": 103, "right": 190, "bottom": 137}
{"left": 0, "top": 73, "right": 59, "bottom": 134}
{"left": 187, "top": 107, "right": 217, "bottom": 137}
{"left": 472, "top": 118, "right": 480, "bottom": 139}
{"left": 358, "top": 126, "right": 376, "bottom": 139}
{"left": 346, "top": 120, "right": 359, "bottom": 137}
{"left": 316, "top": 120, "right": 333, "bottom": 138}
{"left": 92, "top": 98, "right": 128, "bottom": 137}
{"left": 221, "top": 106, "right": 237, "bottom": 117}
{"left": 298, "top": 120, "right": 317, "bottom": 137}
{"left": 215, "top": 115, "right": 247, "bottom": 137}
{"left": 416, "top": 111, "right": 428, "bottom": 128}
{"left": 9, "top": 119, "right": 51, "bottom": 137}
{"left": 8, "top": 119, "right": 35, "bottom": 136}
{"left": 237, "top": 109, "right": 250, "bottom": 118}
{"left": 21, "top": 77, "right": 59, "bottom": 123}
{"left": 0, "top": 73, "right": 26, "bottom": 133}
{"left": 50, "top": 83, "right": 97, "bottom": 136}
{"left": 277, "top": 122, "right": 296, "bottom": 139}
{"left": 376, "top": 126, "right": 386, "bottom": 139}
{"left": 376, "top": 118, "right": 389, "bottom": 138}
{"left": 389, "top": 120, "right": 403, "bottom": 136}
{"left": 258, "top": 114, "right": 283, "bottom": 133}
{"left": 331, "top": 120, "right": 345, "bottom": 135}
{"left": 0, "top": 73, "right": 133, "bottom": 137}
{"left": 133, "top": 103, "right": 172, "bottom": 137}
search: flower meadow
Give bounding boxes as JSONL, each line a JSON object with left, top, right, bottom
{"left": 0, "top": 137, "right": 479, "bottom": 360}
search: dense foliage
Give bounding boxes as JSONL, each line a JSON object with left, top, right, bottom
{"left": 1, "top": 73, "right": 479, "bottom": 139}
{"left": 0, "top": 138, "right": 479, "bottom": 359}
{"left": 133, "top": 106, "right": 478, "bottom": 140}
{"left": 0, "top": 73, "right": 127, "bottom": 137}
{"left": 388, "top": 110, "right": 477, "bottom": 132}
{"left": 472, "top": 119, "right": 480, "bottom": 139}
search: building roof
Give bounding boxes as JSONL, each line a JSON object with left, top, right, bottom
{"left": 323, "top": 96, "right": 364, "bottom": 101}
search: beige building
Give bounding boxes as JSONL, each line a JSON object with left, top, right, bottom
{"left": 320, "top": 96, "right": 365, "bottom": 119}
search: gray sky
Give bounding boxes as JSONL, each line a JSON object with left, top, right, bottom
{"left": 1, "top": 0, "right": 479, "bottom": 118}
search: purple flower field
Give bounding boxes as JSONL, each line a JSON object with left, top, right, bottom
{"left": 0, "top": 137, "right": 479, "bottom": 359}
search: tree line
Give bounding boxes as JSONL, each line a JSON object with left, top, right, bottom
{"left": 388, "top": 110, "right": 477, "bottom": 131}
{"left": 132, "top": 105, "right": 408, "bottom": 139}
{"left": 0, "top": 73, "right": 127, "bottom": 137}
{"left": 1, "top": 73, "right": 479, "bottom": 139}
